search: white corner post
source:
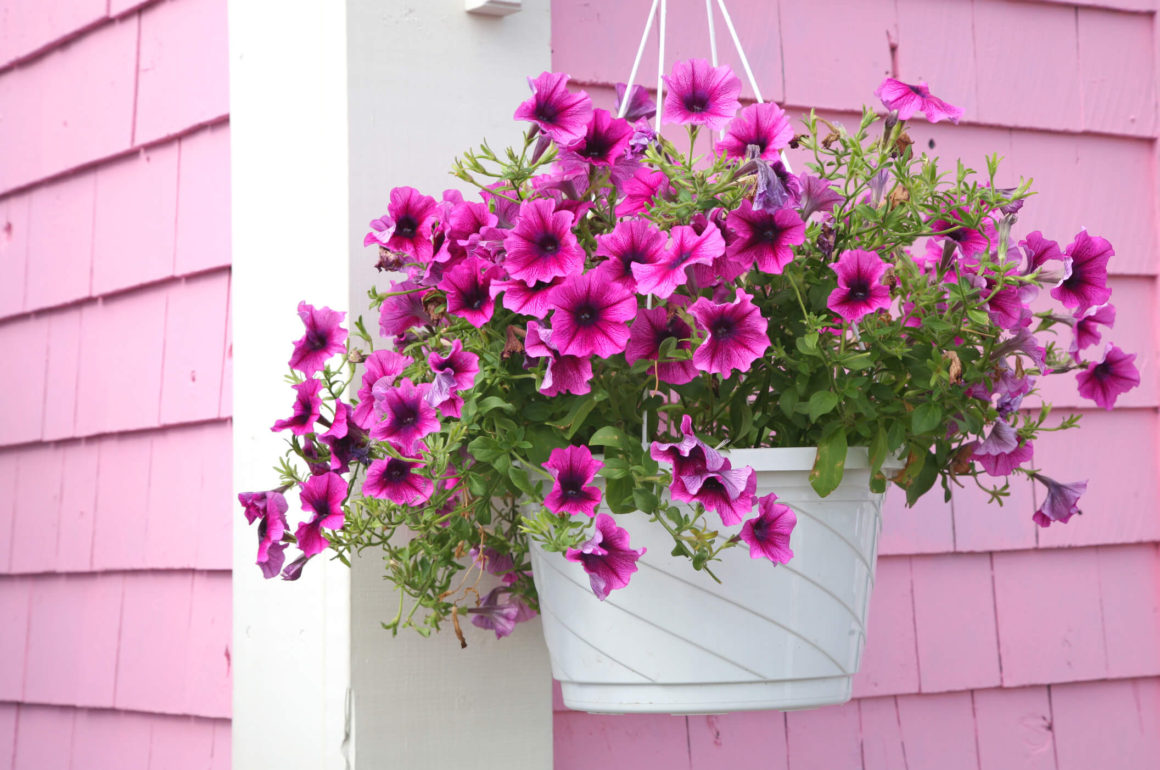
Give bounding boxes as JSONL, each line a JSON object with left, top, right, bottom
{"left": 231, "top": 1, "right": 553, "bottom": 767}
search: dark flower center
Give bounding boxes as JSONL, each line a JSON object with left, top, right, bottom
{"left": 396, "top": 215, "right": 418, "bottom": 239}
{"left": 537, "top": 233, "right": 560, "bottom": 255}
{"left": 945, "top": 226, "right": 970, "bottom": 244}
{"left": 463, "top": 283, "right": 489, "bottom": 311}
{"left": 684, "top": 89, "right": 711, "bottom": 113}
{"left": 535, "top": 101, "right": 558, "bottom": 122}
{"left": 384, "top": 460, "right": 409, "bottom": 482}
{"left": 579, "top": 133, "right": 614, "bottom": 160}
{"left": 758, "top": 225, "right": 780, "bottom": 244}
{"left": 394, "top": 404, "right": 418, "bottom": 428}
{"left": 574, "top": 302, "right": 599, "bottom": 326}
{"left": 751, "top": 517, "right": 771, "bottom": 541}
{"left": 908, "top": 84, "right": 925, "bottom": 96}
{"left": 305, "top": 328, "right": 329, "bottom": 351}
{"left": 847, "top": 280, "right": 871, "bottom": 301}
{"left": 710, "top": 317, "right": 736, "bottom": 341}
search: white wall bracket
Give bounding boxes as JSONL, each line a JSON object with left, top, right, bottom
{"left": 466, "top": 0, "right": 521, "bottom": 16}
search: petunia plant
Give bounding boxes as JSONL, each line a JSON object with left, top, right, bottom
{"left": 241, "top": 62, "right": 1140, "bottom": 641}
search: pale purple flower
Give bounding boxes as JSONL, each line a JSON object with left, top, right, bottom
{"left": 271, "top": 379, "right": 324, "bottom": 435}
{"left": 353, "top": 350, "right": 413, "bottom": 430}
{"left": 740, "top": 493, "right": 796, "bottom": 563}
{"left": 827, "top": 249, "right": 892, "bottom": 323}
{"left": 363, "top": 457, "right": 433, "bottom": 506}
{"left": 363, "top": 186, "right": 438, "bottom": 262}
{"left": 624, "top": 306, "right": 698, "bottom": 385}
{"left": 544, "top": 445, "right": 603, "bottom": 517}
{"left": 874, "top": 78, "right": 964, "bottom": 124}
{"left": 370, "top": 378, "right": 440, "bottom": 454}
{"left": 513, "top": 71, "right": 594, "bottom": 145}
{"left": 1031, "top": 473, "right": 1087, "bottom": 528}
{"left": 594, "top": 219, "right": 666, "bottom": 292}
{"left": 976, "top": 438, "right": 1033, "bottom": 477}
{"left": 564, "top": 513, "right": 646, "bottom": 600}
{"left": 524, "top": 321, "right": 593, "bottom": 397}
{"left": 468, "top": 588, "right": 536, "bottom": 639}
{"left": 549, "top": 272, "right": 638, "bottom": 359}
{"left": 632, "top": 224, "right": 725, "bottom": 298}
{"left": 753, "top": 159, "right": 801, "bottom": 211}
{"left": 614, "top": 82, "right": 657, "bottom": 123}
{"left": 1076, "top": 344, "right": 1140, "bottom": 410}
{"left": 689, "top": 289, "right": 770, "bottom": 376}
{"left": 289, "top": 302, "right": 348, "bottom": 376}
{"left": 504, "top": 200, "right": 585, "bottom": 285}
{"left": 974, "top": 419, "right": 1019, "bottom": 458}
{"left": 662, "top": 59, "right": 742, "bottom": 131}
{"left": 797, "top": 174, "right": 844, "bottom": 220}
{"left": 725, "top": 200, "right": 805, "bottom": 274}
{"left": 1051, "top": 230, "right": 1114, "bottom": 310}
{"left": 717, "top": 102, "right": 793, "bottom": 161}
{"left": 294, "top": 472, "right": 348, "bottom": 558}
{"left": 427, "top": 339, "right": 479, "bottom": 416}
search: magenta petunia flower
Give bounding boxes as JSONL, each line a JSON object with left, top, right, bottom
{"left": 353, "top": 350, "right": 413, "bottom": 430}
{"left": 363, "top": 186, "right": 438, "bottom": 262}
{"left": 632, "top": 224, "right": 725, "bottom": 298}
{"left": 874, "top": 78, "right": 964, "bottom": 124}
{"left": 1070, "top": 303, "right": 1115, "bottom": 361}
{"left": 717, "top": 102, "right": 794, "bottom": 161}
{"left": 440, "top": 255, "right": 502, "bottom": 328}
{"left": 320, "top": 403, "right": 369, "bottom": 473}
{"left": 427, "top": 339, "right": 479, "bottom": 415}
{"left": 240, "top": 490, "right": 289, "bottom": 579}
{"left": 624, "top": 305, "right": 699, "bottom": 385}
{"left": 564, "top": 513, "right": 646, "bottom": 600}
{"left": 544, "top": 445, "right": 603, "bottom": 517}
{"left": 468, "top": 588, "right": 536, "bottom": 639}
{"left": 827, "top": 249, "right": 892, "bottom": 323}
{"left": 513, "top": 71, "right": 594, "bottom": 145}
{"left": 557, "top": 109, "right": 634, "bottom": 168}
{"left": 615, "top": 82, "right": 657, "bottom": 123}
{"left": 294, "top": 472, "right": 348, "bottom": 558}
{"left": 378, "top": 279, "right": 430, "bottom": 338}
{"left": 673, "top": 464, "right": 756, "bottom": 526}
{"left": 363, "top": 457, "right": 434, "bottom": 506}
{"left": 1076, "top": 344, "right": 1140, "bottom": 410}
{"left": 976, "top": 438, "right": 1033, "bottom": 477}
{"left": 594, "top": 219, "right": 666, "bottom": 292}
{"left": 470, "top": 546, "right": 517, "bottom": 583}
{"left": 271, "top": 378, "right": 324, "bottom": 435}
{"left": 797, "top": 173, "right": 844, "bottom": 221}
{"left": 524, "top": 321, "right": 594, "bottom": 397}
{"left": 288, "top": 302, "right": 348, "bottom": 376}
{"left": 689, "top": 289, "right": 770, "bottom": 376}
{"left": 650, "top": 414, "right": 727, "bottom": 476}
{"left": 1051, "top": 230, "right": 1114, "bottom": 310}
{"left": 616, "top": 168, "right": 672, "bottom": 217}
{"left": 504, "top": 199, "right": 585, "bottom": 285}
{"left": 548, "top": 272, "right": 637, "bottom": 359}
{"left": 1020, "top": 231, "right": 1064, "bottom": 275}
{"left": 725, "top": 200, "right": 806, "bottom": 274}
{"left": 370, "top": 378, "right": 440, "bottom": 454}
{"left": 929, "top": 209, "right": 994, "bottom": 262}
{"left": 1030, "top": 473, "right": 1087, "bottom": 528}
{"left": 740, "top": 493, "right": 796, "bottom": 563}
{"left": 662, "top": 58, "right": 742, "bottom": 131}
{"left": 492, "top": 277, "right": 563, "bottom": 319}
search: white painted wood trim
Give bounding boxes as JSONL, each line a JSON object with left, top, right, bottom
{"left": 229, "top": 2, "right": 353, "bottom": 768}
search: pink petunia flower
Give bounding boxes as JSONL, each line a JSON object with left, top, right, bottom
{"left": 513, "top": 71, "right": 594, "bottom": 145}
{"left": 632, "top": 224, "right": 725, "bottom": 298}
{"left": 544, "top": 445, "right": 604, "bottom": 517}
{"left": 662, "top": 58, "right": 742, "bottom": 131}
{"left": 440, "top": 255, "right": 503, "bottom": 328}
{"left": 1070, "top": 303, "right": 1115, "bottom": 361}
{"left": 363, "top": 186, "right": 438, "bottom": 262}
{"left": 594, "top": 219, "right": 667, "bottom": 292}
{"left": 717, "top": 102, "right": 794, "bottom": 161}
{"left": 353, "top": 350, "right": 413, "bottom": 430}
{"left": 492, "top": 277, "right": 563, "bottom": 320}
{"left": 370, "top": 378, "right": 440, "bottom": 454}
{"left": 740, "top": 493, "right": 796, "bottom": 563}
{"left": 689, "top": 289, "right": 771, "bottom": 377}
{"left": 616, "top": 168, "right": 672, "bottom": 217}
{"left": 565, "top": 513, "right": 646, "bottom": 600}
{"left": 363, "top": 457, "right": 434, "bottom": 506}
{"left": 548, "top": 272, "right": 638, "bottom": 359}
{"left": 1076, "top": 344, "right": 1140, "bottom": 410}
{"left": 797, "top": 173, "right": 844, "bottom": 221}
{"left": 378, "top": 279, "right": 430, "bottom": 338}
{"left": 294, "top": 472, "right": 348, "bottom": 558}
{"left": 468, "top": 587, "right": 537, "bottom": 639}
{"left": 1051, "top": 230, "right": 1114, "bottom": 311}
{"left": 1030, "top": 473, "right": 1087, "bottom": 528}
{"left": 271, "top": 378, "right": 324, "bottom": 435}
{"left": 524, "top": 322, "right": 594, "bottom": 397}
{"left": 556, "top": 109, "right": 634, "bottom": 169}
{"left": 827, "top": 249, "right": 892, "bottom": 323}
{"left": 976, "top": 438, "right": 1033, "bottom": 477}
{"left": 320, "top": 402, "right": 368, "bottom": 473}
{"left": 624, "top": 305, "right": 699, "bottom": 385}
{"left": 725, "top": 200, "right": 806, "bottom": 274}
{"left": 1019, "top": 231, "right": 1064, "bottom": 275}
{"left": 239, "top": 490, "right": 290, "bottom": 579}
{"left": 504, "top": 199, "right": 586, "bottom": 285}
{"left": 673, "top": 465, "right": 756, "bottom": 526}
{"left": 289, "top": 302, "right": 348, "bottom": 376}
{"left": 874, "top": 78, "right": 964, "bottom": 124}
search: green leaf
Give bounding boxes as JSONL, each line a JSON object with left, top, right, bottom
{"left": 588, "top": 426, "right": 629, "bottom": 449}
{"left": 557, "top": 398, "right": 598, "bottom": 439}
{"left": 632, "top": 487, "right": 660, "bottom": 513}
{"left": 605, "top": 477, "right": 635, "bottom": 514}
{"left": 466, "top": 436, "right": 503, "bottom": 463}
{"left": 807, "top": 391, "right": 840, "bottom": 422}
{"left": 778, "top": 389, "right": 799, "bottom": 418}
{"left": 910, "top": 403, "right": 942, "bottom": 434}
{"left": 905, "top": 451, "right": 940, "bottom": 506}
{"left": 477, "top": 396, "right": 515, "bottom": 415}
{"left": 810, "top": 426, "right": 848, "bottom": 497}
{"left": 843, "top": 353, "right": 874, "bottom": 371}
{"left": 868, "top": 423, "right": 888, "bottom": 476}
{"left": 507, "top": 466, "right": 535, "bottom": 496}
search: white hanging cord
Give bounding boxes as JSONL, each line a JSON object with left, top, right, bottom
{"left": 618, "top": 0, "right": 660, "bottom": 120}
{"left": 715, "top": 0, "right": 762, "bottom": 103}
{"left": 655, "top": 0, "right": 667, "bottom": 134}
{"left": 705, "top": 0, "right": 718, "bottom": 67}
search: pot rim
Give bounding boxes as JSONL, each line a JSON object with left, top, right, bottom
{"left": 722, "top": 446, "right": 904, "bottom": 473}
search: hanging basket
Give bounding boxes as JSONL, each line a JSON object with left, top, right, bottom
{"left": 530, "top": 447, "right": 890, "bottom": 714}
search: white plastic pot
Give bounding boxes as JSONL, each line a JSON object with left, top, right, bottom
{"left": 530, "top": 447, "right": 889, "bottom": 714}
